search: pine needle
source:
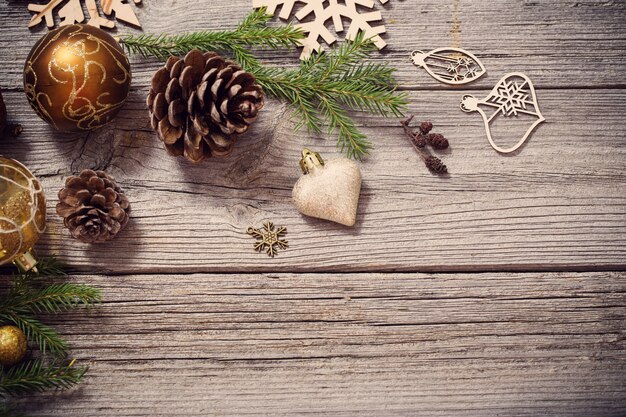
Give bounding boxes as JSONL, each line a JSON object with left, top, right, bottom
{"left": 1, "top": 313, "right": 67, "bottom": 355}
{"left": 119, "top": 10, "right": 408, "bottom": 159}
{"left": 0, "top": 359, "right": 87, "bottom": 397}
{"left": 0, "top": 256, "right": 101, "bottom": 355}
{"left": 1, "top": 283, "right": 102, "bottom": 315}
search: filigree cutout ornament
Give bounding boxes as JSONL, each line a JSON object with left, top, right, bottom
{"left": 410, "top": 48, "right": 486, "bottom": 85}
{"left": 28, "top": 0, "right": 142, "bottom": 30}
{"left": 461, "top": 72, "right": 545, "bottom": 154}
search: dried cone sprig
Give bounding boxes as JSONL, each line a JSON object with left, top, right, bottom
{"left": 147, "top": 49, "right": 265, "bottom": 163}
{"left": 56, "top": 170, "right": 131, "bottom": 243}
{"left": 401, "top": 115, "right": 449, "bottom": 174}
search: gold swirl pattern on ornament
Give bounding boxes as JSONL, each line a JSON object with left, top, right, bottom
{"left": 0, "top": 162, "right": 46, "bottom": 266}
{"left": 24, "top": 25, "right": 131, "bottom": 131}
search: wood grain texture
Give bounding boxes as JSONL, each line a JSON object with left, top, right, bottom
{"left": 0, "top": 0, "right": 625, "bottom": 415}
{"left": 0, "top": 0, "right": 624, "bottom": 273}
{"left": 10, "top": 272, "right": 626, "bottom": 417}
{"left": 0, "top": 86, "right": 624, "bottom": 273}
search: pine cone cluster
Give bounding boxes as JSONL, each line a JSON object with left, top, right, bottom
{"left": 147, "top": 49, "right": 265, "bottom": 163}
{"left": 400, "top": 116, "right": 450, "bottom": 174}
{"left": 56, "top": 170, "right": 130, "bottom": 243}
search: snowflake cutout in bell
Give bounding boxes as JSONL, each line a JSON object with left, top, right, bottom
{"left": 461, "top": 72, "right": 545, "bottom": 154}
{"left": 247, "top": 221, "right": 288, "bottom": 257}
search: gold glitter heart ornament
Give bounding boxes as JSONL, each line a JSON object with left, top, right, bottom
{"left": 292, "top": 149, "right": 362, "bottom": 227}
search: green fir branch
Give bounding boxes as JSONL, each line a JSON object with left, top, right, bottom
{"left": 0, "top": 359, "right": 87, "bottom": 397}
{"left": 120, "top": 8, "right": 304, "bottom": 60}
{"left": 251, "top": 33, "right": 407, "bottom": 158}
{"left": 0, "top": 256, "right": 101, "bottom": 355}
{"left": 1, "top": 283, "right": 101, "bottom": 315}
{"left": 120, "top": 10, "right": 408, "bottom": 159}
{"left": 1, "top": 313, "right": 67, "bottom": 355}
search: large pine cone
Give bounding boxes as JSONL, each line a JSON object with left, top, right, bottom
{"left": 56, "top": 170, "right": 131, "bottom": 243}
{"left": 147, "top": 49, "right": 265, "bottom": 163}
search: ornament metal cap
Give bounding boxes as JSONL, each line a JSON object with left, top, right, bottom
{"left": 12, "top": 249, "right": 38, "bottom": 273}
{"left": 299, "top": 149, "right": 325, "bottom": 174}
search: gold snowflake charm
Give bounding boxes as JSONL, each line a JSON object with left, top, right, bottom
{"left": 247, "top": 222, "right": 288, "bottom": 258}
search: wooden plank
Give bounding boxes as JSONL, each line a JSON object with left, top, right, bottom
{"left": 0, "top": 0, "right": 625, "bottom": 88}
{"left": 10, "top": 271, "right": 626, "bottom": 416}
{"left": 0, "top": 0, "right": 623, "bottom": 273}
{"left": 0, "top": 87, "right": 623, "bottom": 272}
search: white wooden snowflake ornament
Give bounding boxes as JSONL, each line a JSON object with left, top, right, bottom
{"left": 461, "top": 72, "right": 545, "bottom": 154}
{"left": 252, "top": 0, "right": 392, "bottom": 59}
{"left": 28, "top": 0, "right": 142, "bottom": 30}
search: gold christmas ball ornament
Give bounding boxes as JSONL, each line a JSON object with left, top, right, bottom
{"left": 0, "top": 325, "right": 28, "bottom": 366}
{"left": 24, "top": 24, "right": 131, "bottom": 132}
{"left": 0, "top": 156, "right": 46, "bottom": 272}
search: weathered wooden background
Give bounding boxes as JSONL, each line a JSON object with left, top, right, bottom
{"left": 1, "top": 0, "right": 625, "bottom": 415}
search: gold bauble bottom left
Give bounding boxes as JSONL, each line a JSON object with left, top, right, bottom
{"left": 0, "top": 325, "right": 27, "bottom": 366}
{"left": 0, "top": 156, "right": 47, "bottom": 271}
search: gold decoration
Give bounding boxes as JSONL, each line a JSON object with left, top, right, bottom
{"left": 247, "top": 222, "right": 288, "bottom": 257}
{"left": 0, "top": 325, "right": 28, "bottom": 366}
{"left": 24, "top": 24, "right": 132, "bottom": 132}
{"left": 28, "top": 0, "right": 142, "bottom": 30}
{"left": 292, "top": 149, "right": 362, "bottom": 227}
{"left": 0, "top": 156, "right": 46, "bottom": 272}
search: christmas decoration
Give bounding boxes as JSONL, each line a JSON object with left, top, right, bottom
{"left": 147, "top": 50, "right": 265, "bottom": 163}
{"left": 252, "top": 0, "right": 392, "bottom": 59}
{"left": 247, "top": 222, "right": 288, "bottom": 257}
{"left": 0, "top": 326, "right": 27, "bottom": 366}
{"left": 24, "top": 24, "right": 132, "bottom": 132}
{"left": 292, "top": 148, "right": 362, "bottom": 226}
{"left": 0, "top": 257, "right": 100, "bottom": 400}
{"left": 410, "top": 48, "right": 486, "bottom": 85}
{"left": 122, "top": 10, "right": 407, "bottom": 159}
{"left": 56, "top": 169, "right": 131, "bottom": 243}
{"left": 461, "top": 72, "right": 545, "bottom": 154}
{"left": 0, "top": 156, "right": 46, "bottom": 272}
{"left": 401, "top": 116, "right": 449, "bottom": 174}
{"left": 0, "top": 89, "right": 23, "bottom": 139}
{"left": 28, "top": 0, "right": 142, "bottom": 30}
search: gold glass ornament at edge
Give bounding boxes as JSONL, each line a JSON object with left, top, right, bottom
{"left": 0, "top": 156, "right": 46, "bottom": 272}
{"left": 0, "top": 325, "right": 28, "bottom": 366}
{"left": 24, "top": 24, "right": 131, "bottom": 132}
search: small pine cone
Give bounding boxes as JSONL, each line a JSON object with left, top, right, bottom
{"left": 425, "top": 156, "right": 447, "bottom": 174}
{"left": 426, "top": 133, "right": 449, "bottom": 149}
{"left": 56, "top": 170, "right": 131, "bottom": 243}
{"left": 147, "top": 49, "right": 265, "bottom": 163}
{"left": 420, "top": 121, "right": 433, "bottom": 134}
{"left": 412, "top": 134, "right": 427, "bottom": 148}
